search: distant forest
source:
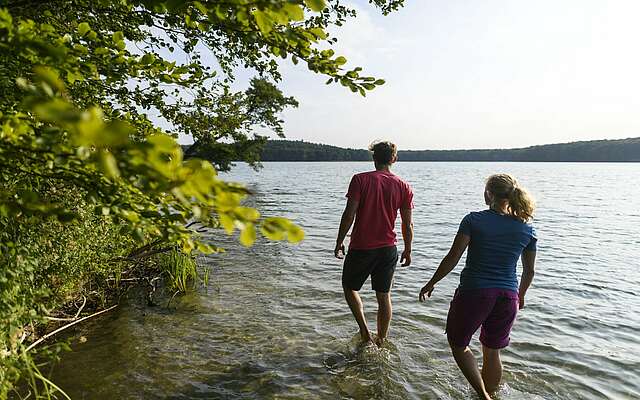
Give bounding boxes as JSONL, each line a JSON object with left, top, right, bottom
{"left": 259, "top": 137, "right": 640, "bottom": 162}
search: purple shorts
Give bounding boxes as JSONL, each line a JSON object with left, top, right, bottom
{"left": 446, "top": 288, "right": 519, "bottom": 349}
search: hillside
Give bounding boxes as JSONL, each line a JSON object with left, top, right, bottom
{"left": 259, "top": 138, "right": 640, "bottom": 162}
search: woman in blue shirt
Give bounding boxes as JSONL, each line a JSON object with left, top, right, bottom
{"left": 419, "top": 174, "right": 537, "bottom": 399}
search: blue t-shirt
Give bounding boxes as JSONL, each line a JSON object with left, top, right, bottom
{"left": 458, "top": 209, "right": 537, "bottom": 292}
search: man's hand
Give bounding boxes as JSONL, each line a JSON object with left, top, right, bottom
{"left": 419, "top": 282, "right": 435, "bottom": 302}
{"left": 334, "top": 242, "right": 346, "bottom": 259}
{"left": 519, "top": 296, "right": 525, "bottom": 310}
{"left": 400, "top": 249, "right": 411, "bottom": 267}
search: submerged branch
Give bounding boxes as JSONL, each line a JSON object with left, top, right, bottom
{"left": 26, "top": 305, "right": 118, "bottom": 353}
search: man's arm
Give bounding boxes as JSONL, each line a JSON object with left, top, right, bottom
{"left": 334, "top": 198, "right": 359, "bottom": 258}
{"left": 419, "top": 232, "right": 470, "bottom": 301}
{"left": 399, "top": 208, "right": 413, "bottom": 266}
{"left": 518, "top": 251, "right": 536, "bottom": 309}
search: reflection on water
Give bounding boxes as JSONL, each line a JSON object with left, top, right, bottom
{"left": 52, "top": 162, "right": 640, "bottom": 399}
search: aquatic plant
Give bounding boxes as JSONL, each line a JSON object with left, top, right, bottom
{"left": 160, "top": 249, "right": 199, "bottom": 294}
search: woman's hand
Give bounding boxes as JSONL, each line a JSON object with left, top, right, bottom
{"left": 419, "top": 282, "right": 435, "bottom": 302}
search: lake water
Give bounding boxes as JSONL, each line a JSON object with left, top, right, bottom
{"left": 52, "top": 162, "right": 640, "bottom": 399}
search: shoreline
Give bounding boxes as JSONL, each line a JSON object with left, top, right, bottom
{"left": 254, "top": 160, "right": 640, "bottom": 163}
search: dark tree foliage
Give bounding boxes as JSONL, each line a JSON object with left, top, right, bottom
{"left": 260, "top": 138, "right": 640, "bottom": 162}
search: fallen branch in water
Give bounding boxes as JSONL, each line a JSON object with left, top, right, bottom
{"left": 105, "top": 277, "right": 141, "bottom": 283}
{"left": 44, "top": 295, "right": 87, "bottom": 322}
{"left": 26, "top": 304, "right": 118, "bottom": 352}
{"left": 73, "top": 296, "right": 87, "bottom": 319}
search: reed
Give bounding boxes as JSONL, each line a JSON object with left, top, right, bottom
{"left": 159, "top": 249, "right": 199, "bottom": 293}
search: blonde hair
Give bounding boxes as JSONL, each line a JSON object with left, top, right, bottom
{"left": 486, "top": 174, "right": 535, "bottom": 222}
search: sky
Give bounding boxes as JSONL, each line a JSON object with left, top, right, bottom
{"left": 263, "top": 0, "right": 640, "bottom": 150}
{"left": 177, "top": 0, "right": 640, "bottom": 150}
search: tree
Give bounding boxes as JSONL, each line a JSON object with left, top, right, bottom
{"left": 0, "top": 0, "right": 405, "bottom": 397}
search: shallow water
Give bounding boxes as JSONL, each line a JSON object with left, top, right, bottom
{"left": 52, "top": 162, "right": 640, "bottom": 399}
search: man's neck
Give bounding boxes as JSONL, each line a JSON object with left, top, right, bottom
{"left": 375, "top": 164, "right": 392, "bottom": 172}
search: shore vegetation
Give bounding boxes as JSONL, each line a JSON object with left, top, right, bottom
{"left": 0, "top": 0, "right": 404, "bottom": 398}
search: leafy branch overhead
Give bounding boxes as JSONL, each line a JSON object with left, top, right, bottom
{"left": 0, "top": 0, "right": 403, "bottom": 396}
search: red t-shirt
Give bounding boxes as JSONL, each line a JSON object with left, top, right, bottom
{"left": 346, "top": 170, "right": 414, "bottom": 250}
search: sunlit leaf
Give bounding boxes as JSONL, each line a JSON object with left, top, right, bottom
{"left": 287, "top": 225, "right": 305, "bottom": 243}
{"left": 304, "top": 0, "right": 326, "bottom": 12}
{"left": 239, "top": 223, "right": 256, "bottom": 246}
{"left": 77, "top": 22, "right": 90, "bottom": 37}
{"left": 98, "top": 150, "right": 120, "bottom": 178}
{"left": 219, "top": 213, "right": 235, "bottom": 234}
{"left": 282, "top": 4, "right": 304, "bottom": 21}
{"left": 253, "top": 10, "right": 272, "bottom": 34}
{"left": 234, "top": 206, "right": 260, "bottom": 222}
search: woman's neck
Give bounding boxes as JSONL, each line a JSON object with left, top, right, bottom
{"left": 490, "top": 203, "right": 509, "bottom": 215}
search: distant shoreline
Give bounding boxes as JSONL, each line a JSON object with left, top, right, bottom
{"left": 258, "top": 137, "right": 640, "bottom": 163}
{"left": 256, "top": 160, "right": 640, "bottom": 163}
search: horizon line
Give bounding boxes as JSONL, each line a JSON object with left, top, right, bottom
{"left": 266, "top": 136, "right": 640, "bottom": 153}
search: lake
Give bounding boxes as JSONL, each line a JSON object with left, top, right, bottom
{"left": 51, "top": 162, "right": 640, "bottom": 399}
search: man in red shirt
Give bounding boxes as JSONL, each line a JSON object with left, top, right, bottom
{"left": 334, "top": 141, "right": 414, "bottom": 347}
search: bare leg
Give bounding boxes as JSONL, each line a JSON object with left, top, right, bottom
{"left": 343, "top": 288, "right": 372, "bottom": 343}
{"left": 450, "top": 343, "right": 492, "bottom": 400}
{"left": 375, "top": 291, "right": 392, "bottom": 346}
{"left": 481, "top": 345, "right": 502, "bottom": 394}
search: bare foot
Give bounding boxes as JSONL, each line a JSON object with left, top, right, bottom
{"left": 360, "top": 330, "right": 373, "bottom": 344}
{"left": 478, "top": 390, "right": 492, "bottom": 400}
{"left": 374, "top": 335, "right": 386, "bottom": 348}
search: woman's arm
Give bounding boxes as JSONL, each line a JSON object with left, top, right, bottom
{"left": 518, "top": 250, "right": 536, "bottom": 309}
{"left": 419, "top": 232, "right": 470, "bottom": 301}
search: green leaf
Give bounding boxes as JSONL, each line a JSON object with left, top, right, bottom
{"left": 239, "top": 223, "right": 257, "bottom": 247}
{"left": 234, "top": 206, "right": 260, "bottom": 222}
{"left": 334, "top": 56, "right": 347, "bottom": 65}
{"left": 253, "top": 10, "right": 273, "bottom": 35}
{"left": 193, "top": 1, "right": 208, "bottom": 14}
{"left": 98, "top": 150, "right": 120, "bottom": 178}
{"left": 260, "top": 217, "right": 304, "bottom": 242}
{"left": 304, "top": 0, "right": 326, "bottom": 12}
{"left": 140, "top": 53, "right": 156, "bottom": 65}
{"left": 120, "top": 210, "right": 140, "bottom": 223}
{"left": 282, "top": 4, "right": 304, "bottom": 21}
{"left": 112, "top": 31, "right": 124, "bottom": 42}
{"left": 66, "top": 70, "right": 80, "bottom": 84}
{"left": 133, "top": 228, "right": 145, "bottom": 242}
{"left": 287, "top": 225, "right": 305, "bottom": 243}
{"left": 219, "top": 213, "right": 235, "bottom": 234}
{"left": 112, "top": 31, "right": 125, "bottom": 49}
{"left": 309, "top": 27, "right": 328, "bottom": 39}
{"left": 196, "top": 242, "right": 217, "bottom": 254}
{"left": 34, "top": 66, "right": 65, "bottom": 93}
{"left": 32, "top": 99, "right": 78, "bottom": 123}
{"left": 77, "top": 22, "right": 90, "bottom": 37}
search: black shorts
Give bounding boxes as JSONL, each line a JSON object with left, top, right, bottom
{"left": 341, "top": 246, "right": 398, "bottom": 293}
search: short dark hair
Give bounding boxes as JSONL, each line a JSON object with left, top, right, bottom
{"left": 368, "top": 141, "right": 397, "bottom": 165}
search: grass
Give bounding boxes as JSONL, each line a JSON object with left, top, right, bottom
{"left": 159, "top": 249, "right": 200, "bottom": 293}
